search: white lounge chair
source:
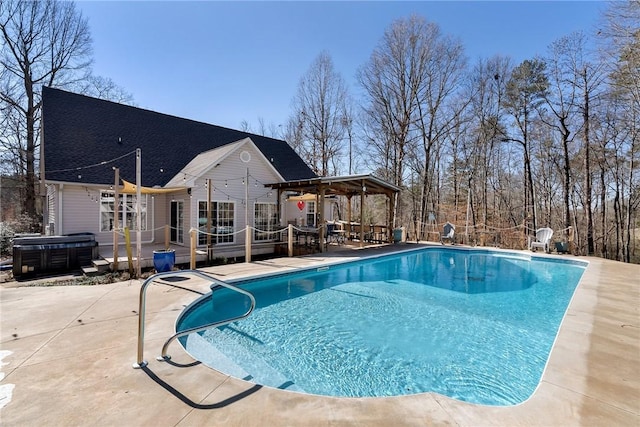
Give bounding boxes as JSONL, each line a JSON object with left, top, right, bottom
{"left": 529, "top": 227, "right": 553, "bottom": 253}
{"left": 441, "top": 222, "right": 455, "bottom": 245}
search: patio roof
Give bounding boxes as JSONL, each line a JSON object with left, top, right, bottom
{"left": 267, "top": 174, "right": 400, "bottom": 249}
{"left": 266, "top": 174, "right": 401, "bottom": 197}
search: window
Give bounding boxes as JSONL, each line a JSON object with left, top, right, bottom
{"left": 197, "top": 201, "right": 213, "bottom": 245}
{"left": 217, "top": 202, "right": 234, "bottom": 243}
{"left": 198, "top": 201, "right": 235, "bottom": 245}
{"left": 306, "top": 200, "right": 316, "bottom": 227}
{"left": 100, "top": 191, "right": 147, "bottom": 232}
{"left": 254, "top": 203, "right": 278, "bottom": 241}
{"left": 100, "top": 191, "right": 115, "bottom": 232}
{"left": 170, "top": 200, "right": 184, "bottom": 244}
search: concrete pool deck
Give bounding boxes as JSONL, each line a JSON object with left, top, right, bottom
{"left": 1, "top": 244, "right": 638, "bottom": 426}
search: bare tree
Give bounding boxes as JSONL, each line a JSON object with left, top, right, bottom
{"left": 503, "top": 59, "right": 549, "bottom": 233}
{"left": 566, "top": 49, "right": 606, "bottom": 256}
{"left": 543, "top": 33, "right": 586, "bottom": 242}
{"left": 340, "top": 101, "right": 355, "bottom": 175}
{"left": 239, "top": 119, "right": 252, "bottom": 133}
{"left": 598, "top": 0, "right": 640, "bottom": 262}
{"left": 0, "top": 0, "right": 92, "bottom": 228}
{"left": 358, "top": 15, "right": 466, "bottom": 228}
{"left": 357, "top": 16, "right": 424, "bottom": 190}
{"left": 459, "top": 55, "right": 511, "bottom": 241}
{"left": 282, "top": 112, "right": 305, "bottom": 156}
{"left": 77, "top": 75, "right": 135, "bottom": 105}
{"left": 292, "top": 51, "right": 349, "bottom": 176}
{"left": 413, "top": 24, "right": 467, "bottom": 239}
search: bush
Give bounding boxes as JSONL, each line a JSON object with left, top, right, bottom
{"left": 0, "top": 214, "right": 41, "bottom": 257}
{"left": 0, "top": 221, "right": 15, "bottom": 257}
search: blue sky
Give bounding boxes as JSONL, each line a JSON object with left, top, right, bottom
{"left": 78, "top": 1, "right": 605, "bottom": 133}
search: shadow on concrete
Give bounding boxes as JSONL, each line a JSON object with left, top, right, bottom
{"left": 141, "top": 364, "right": 263, "bottom": 409}
{"left": 162, "top": 357, "right": 202, "bottom": 368}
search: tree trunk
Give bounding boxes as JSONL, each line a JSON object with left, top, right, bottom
{"left": 24, "top": 64, "right": 37, "bottom": 228}
{"left": 624, "top": 153, "right": 634, "bottom": 263}
{"left": 599, "top": 166, "right": 607, "bottom": 258}
{"left": 614, "top": 186, "right": 621, "bottom": 261}
{"left": 560, "top": 118, "right": 572, "bottom": 240}
{"left": 583, "top": 68, "right": 595, "bottom": 255}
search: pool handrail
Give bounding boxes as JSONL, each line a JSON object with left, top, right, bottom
{"left": 133, "top": 269, "right": 256, "bottom": 369}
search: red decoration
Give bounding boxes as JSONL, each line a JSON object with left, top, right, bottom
{"left": 297, "top": 200, "right": 305, "bottom": 211}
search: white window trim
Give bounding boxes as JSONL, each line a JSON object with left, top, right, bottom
{"left": 254, "top": 202, "right": 278, "bottom": 242}
{"left": 100, "top": 190, "right": 148, "bottom": 232}
{"left": 197, "top": 199, "right": 236, "bottom": 247}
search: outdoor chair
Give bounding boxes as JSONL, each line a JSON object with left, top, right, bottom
{"left": 441, "top": 222, "right": 455, "bottom": 245}
{"left": 529, "top": 227, "right": 553, "bottom": 253}
{"left": 326, "top": 223, "right": 343, "bottom": 245}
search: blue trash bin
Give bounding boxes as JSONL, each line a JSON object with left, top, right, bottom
{"left": 393, "top": 228, "right": 404, "bottom": 243}
{"left": 153, "top": 249, "right": 175, "bottom": 272}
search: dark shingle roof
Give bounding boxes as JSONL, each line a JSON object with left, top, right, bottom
{"left": 42, "top": 87, "right": 316, "bottom": 186}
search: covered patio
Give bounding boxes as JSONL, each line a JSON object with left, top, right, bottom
{"left": 267, "top": 174, "right": 401, "bottom": 252}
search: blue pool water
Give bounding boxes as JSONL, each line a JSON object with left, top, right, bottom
{"left": 177, "top": 248, "right": 587, "bottom": 405}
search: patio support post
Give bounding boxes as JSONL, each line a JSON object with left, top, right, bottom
{"left": 319, "top": 185, "right": 325, "bottom": 253}
{"left": 288, "top": 223, "right": 293, "bottom": 257}
{"left": 135, "top": 148, "right": 141, "bottom": 278}
{"left": 387, "top": 191, "right": 394, "bottom": 243}
{"left": 277, "top": 188, "right": 282, "bottom": 226}
{"left": 206, "top": 178, "right": 212, "bottom": 262}
{"left": 360, "top": 181, "right": 365, "bottom": 247}
{"left": 245, "top": 168, "right": 251, "bottom": 263}
{"left": 113, "top": 167, "right": 119, "bottom": 271}
{"left": 164, "top": 225, "right": 170, "bottom": 250}
{"left": 245, "top": 227, "right": 252, "bottom": 263}
{"left": 347, "top": 195, "right": 352, "bottom": 241}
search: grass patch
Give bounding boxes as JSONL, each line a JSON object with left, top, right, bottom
{"left": 20, "top": 272, "right": 133, "bottom": 287}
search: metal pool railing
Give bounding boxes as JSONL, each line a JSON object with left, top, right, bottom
{"left": 133, "top": 269, "right": 256, "bottom": 369}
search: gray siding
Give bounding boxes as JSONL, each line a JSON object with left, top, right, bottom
{"left": 60, "top": 184, "right": 155, "bottom": 246}
{"left": 190, "top": 143, "right": 281, "bottom": 248}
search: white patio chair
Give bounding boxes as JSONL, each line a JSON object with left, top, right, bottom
{"left": 529, "top": 227, "right": 553, "bottom": 253}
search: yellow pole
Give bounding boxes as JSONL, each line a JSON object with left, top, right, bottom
{"left": 190, "top": 228, "right": 196, "bottom": 270}
{"left": 568, "top": 226, "right": 574, "bottom": 254}
{"left": 124, "top": 227, "right": 134, "bottom": 277}
{"left": 288, "top": 223, "right": 293, "bottom": 257}
{"left": 164, "top": 224, "right": 169, "bottom": 250}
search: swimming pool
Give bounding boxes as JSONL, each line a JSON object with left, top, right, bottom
{"left": 177, "top": 247, "right": 587, "bottom": 405}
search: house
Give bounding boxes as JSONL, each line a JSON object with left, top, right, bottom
{"left": 41, "top": 87, "right": 400, "bottom": 270}
{"left": 41, "top": 87, "right": 319, "bottom": 262}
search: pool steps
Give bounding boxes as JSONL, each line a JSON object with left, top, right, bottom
{"left": 187, "top": 330, "right": 304, "bottom": 392}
